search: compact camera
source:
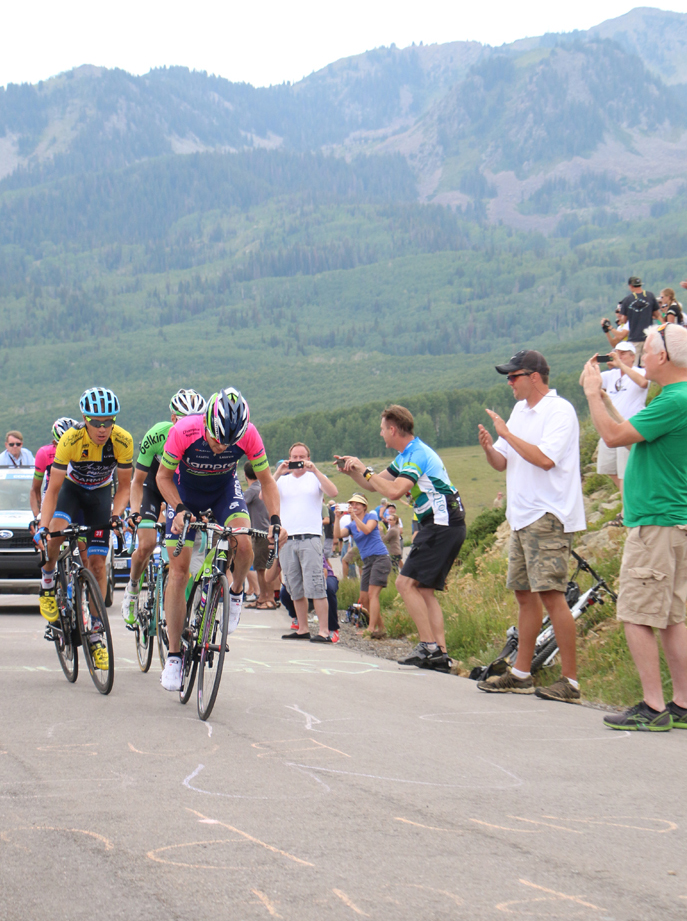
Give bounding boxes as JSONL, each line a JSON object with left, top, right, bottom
{"left": 287, "top": 461, "right": 305, "bottom": 469}
{"left": 336, "top": 503, "right": 350, "bottom": 513}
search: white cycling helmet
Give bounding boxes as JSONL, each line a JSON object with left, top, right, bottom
{"left": 169, "top": 389, "right": 206, "bottom": 417}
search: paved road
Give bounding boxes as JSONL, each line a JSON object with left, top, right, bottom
{"left": 1, "top": 589, "right": 685, "bottom": 921}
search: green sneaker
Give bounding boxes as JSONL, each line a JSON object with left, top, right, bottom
{"left": 603, "top": 701, "right": 672, "bottom": 732}
{"left": 667, "top": 701, "right": 687, "bottom": 729}
{"left": 121, "top": 585, "right": 139, "bottom": 627}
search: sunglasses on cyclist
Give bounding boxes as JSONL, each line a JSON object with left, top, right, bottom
{"left": 85, "top": 416, "right": 116, "bottom": 429}
{"left": 506, "top": 371, "right": 532, "bottom": 382}
{"left": 656, "top": 323, "right": 671, "bottom": 362}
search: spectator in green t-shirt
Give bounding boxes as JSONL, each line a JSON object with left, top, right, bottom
{"left": 581, "top": 324, "right": 687, "bottom": 732}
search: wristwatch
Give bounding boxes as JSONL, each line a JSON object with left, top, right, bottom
{"left": 363, "top": 467, "right": 374, "bottom": 481}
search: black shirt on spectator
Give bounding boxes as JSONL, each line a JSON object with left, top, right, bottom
{"left": 620, "top": 290, "right": 658, "bottom": 342}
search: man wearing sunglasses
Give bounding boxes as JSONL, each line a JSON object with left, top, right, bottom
{"left": 0, "top": 431, "right": 35, "bottom": 467}
{"left": 581, "top": 324, "right": 687, "bottom": 731}
{"left": 34, "top": 388, "right": 133, "bottom": 661}
{"left": 477, "top": 350, "right": 586, "bottom": 703}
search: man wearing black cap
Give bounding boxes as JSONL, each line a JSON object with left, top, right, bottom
{"left": 477, "top": 350, "right": 586, "bottom": 702}
{"left": 618, "top": 277, "right": 660, "bottom": 365}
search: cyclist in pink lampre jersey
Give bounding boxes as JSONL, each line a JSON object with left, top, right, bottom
{"left": 30, "top": 418, "right": 79, "bottom": 520}
{"left": 155, "top": 388, "right": 286, "bottom": 693}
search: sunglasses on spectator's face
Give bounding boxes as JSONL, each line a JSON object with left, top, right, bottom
{"left": 506, "top": 372, "right": 532, "bottom": 382}
{"left": 85, "top": 416, "right": 116, "bottom": 429}
{"left": 656, "top": 323, "right": 671, "bottom": 361}
{"left": 7, "top": 441, "right": 22, "bottom": 447}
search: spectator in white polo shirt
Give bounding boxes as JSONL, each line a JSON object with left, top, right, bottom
{"left": 275, "top": 442, "right": 338, "bottom": 643}
{"left": 476, "top": 349, "right": 586, "bottom": 703}
{"left": 583, "top": 341, "right": 648, "bottom": 498}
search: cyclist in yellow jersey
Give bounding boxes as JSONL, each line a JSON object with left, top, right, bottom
{"left": 34, "top": 388, "right": 133, "bottom": 668}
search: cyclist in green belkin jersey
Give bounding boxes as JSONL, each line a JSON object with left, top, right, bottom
{"left": 121, "top": 390, "right": 206, "bottom": 626}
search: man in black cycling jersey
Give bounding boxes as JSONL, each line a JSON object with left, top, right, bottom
{"left": 33, "top": 387, "right": 133, "bottom": 670}
{"left": 156, "top": 387, "right": 285, "bottom": 692}
{"left": 121, "top": 389, "right": 206, "bottom": 627}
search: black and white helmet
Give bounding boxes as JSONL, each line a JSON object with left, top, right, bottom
{"left": 205, "top": 388, "right": 250, "bottom": 445}
{"left": 52, "top": 417, "right": 79, "bottom": 442}
{"left": 169, "top": 389, "right": 206, "bottom": 417}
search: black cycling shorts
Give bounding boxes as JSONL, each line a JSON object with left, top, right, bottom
{"left": 54, "top": 479, "right": 111, "bottom": 557}
{"left": 401, "top": 520, "right": 466, "bottom": 591}
{"left": 139, "top": 484, "right": 164, "bottom": 527}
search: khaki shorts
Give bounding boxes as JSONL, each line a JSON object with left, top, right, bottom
{"left": 597, "top": 439, "right": 631, "bottom": 479}
{"left": 617, "top": 525, "right": 687, "bottom": 628}
{"left": 507, "top": 513, "right": 573, "bottom": 593}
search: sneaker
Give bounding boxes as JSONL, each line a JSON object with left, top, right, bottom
{"left": 535, "top": 676, "right": 581, "bottom": 704}
{"left": 290, "top": 621, "right": 299, "bottom": 630}
{"left": 667, "top": 701, "right": 687, "bottom": 729}
{"left": 477, "top": 668, "right": 534, "bottom": 694}
{"left": 160, "top": 656, "right": 183, "bottom": 691}
{"left": 89, "top": 639, "right": 109, "bottom": 670}
{"left": 398, "top": 643, "right": 434, "bottom": 667}
{"left": 227, "top": 591, "right": 242, "bottom": 634}
{"left": 121, "top": 585, "right": 139, "bottom": 628}
{"left": 426, "top": 650, "right": 452, "bottom": 673}
{"left": 39, "top": 587, "right": 59, "bottom": 623}
{"left": 329, "top": 630, "right": 340, "bottom": 644}
{"left": 603, "top": 701, "right": 672, "bottom": 731}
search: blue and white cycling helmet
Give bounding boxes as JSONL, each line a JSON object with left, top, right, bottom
{"left": 52, "top": 417, "right": 78, "bottom": 441}
{"left": 79, "top": 387, "right": 120, "bottom": 418}
{"left": 170, "top": 389, "right": 206, "bottom": 417}
{"left": 205, "top": 388, "right": 249, "bottom": 445}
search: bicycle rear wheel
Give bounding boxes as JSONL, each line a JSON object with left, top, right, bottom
{"left": 76, "top": 569, "right": 114, "bottom": 695}
{"left": 197, "top": 574, "right": 230, "bottom": 721}
{"left": 54, "top": 575, "right": 78, "bottom": 683}
{"left": 135, "top": 567, "right": 154, "bottom": 673}
{"left": 531, "top": 637, "right": 559, "bottom": 673}
{"left": 156, "top": 564, "right": 170, "bottom": 670}
{"left": 179, "top": 579, "right": 200, "bottom": 705}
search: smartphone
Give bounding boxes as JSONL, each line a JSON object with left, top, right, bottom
{"left": 288, "top": 461, "right": 305, "bottom": 469}
{"left": 337, "top": 503, "right": 350, "bottom": 513}
{"left": 596, "top": 354, "right": 612, "bottom": 362}
{"left": 335, "top": 457, "right": 346, "bottom": 470}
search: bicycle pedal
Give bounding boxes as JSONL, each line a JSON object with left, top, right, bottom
{"left": 125, "top": 623, "right": 139, "bottom": 632}
{"left": 44, "top": 626, "right": 54, "bottom": 642}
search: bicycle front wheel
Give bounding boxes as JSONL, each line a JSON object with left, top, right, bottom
{"left": 156, "top": 564, "right": 170, "bottom": 671}
{"left": 76, "top": 569, "right": 114, "bottom": 695}
{"left": 179, "top": 579, "right": 200, "bottom": 706}
{"left": 135, "top": 568, "right": 154, "bottom": 673}
{"left": 54, "top": 577, "right": 78, "bottom": 683}
{"left": 197, "top": 574, "right": 230, "bottom": 721}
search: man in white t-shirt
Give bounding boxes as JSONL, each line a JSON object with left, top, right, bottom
{"left": 275, "top": 442, "right": 338, "bottom": 643}
{"left": 477, "top": 349, "right": 586, "bottom": 703}
{"left": 588, "top": 341, "right": 648, "bottom": 494}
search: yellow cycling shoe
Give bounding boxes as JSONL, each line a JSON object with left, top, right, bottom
{"left": 90, "top": 640, "right": 109, "bottom": 670}
{"left": 39, "top": 588, "right": 59, "bottom": 623}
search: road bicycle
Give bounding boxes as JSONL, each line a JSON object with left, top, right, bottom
{"left": 127, "top": 522, "right": 169, "bottom": 673}
{"left": 470, "top": 550, "right": 618, "bottom": 681}
{"left": 41, "top": 524, "right": 115, "bottom": 695}
{"left": 173, "top": 515, "right": 279, "bottom": 721}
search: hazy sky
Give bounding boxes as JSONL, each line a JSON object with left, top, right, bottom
{"left": 2, "top": 2, "right": 685, "bottom": 88}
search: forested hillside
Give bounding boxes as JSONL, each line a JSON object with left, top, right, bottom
{"left": 1, "top": 9, "right": 686, "bottom": 451}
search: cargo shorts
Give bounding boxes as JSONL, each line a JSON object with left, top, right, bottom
{"left": 507, "top": 512, "right": 573, "bottom": 593}
{"left": 617, "top": 524, "right": 687, "bottom": 628}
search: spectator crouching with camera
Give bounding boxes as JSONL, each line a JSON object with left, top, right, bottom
{"left": 275, "top": 443, "right": 338, "bottom": 643}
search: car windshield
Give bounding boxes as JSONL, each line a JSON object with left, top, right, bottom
{"left": 0, "top": 477, "right": 33, "bottom": 511}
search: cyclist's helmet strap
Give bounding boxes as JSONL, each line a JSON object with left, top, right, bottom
{"left": 206, "top": 388, "right": 249, "bottom": 445}
{"left": 79, "top": 387, "right": 120, "bottom": 417}
{"left": 52, "top": 417, "right": 79, "bottom": 441}
{"left": 169, "top": 388, "right": 206, "bottom": 417}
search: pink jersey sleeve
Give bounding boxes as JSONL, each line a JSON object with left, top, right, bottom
{"left": 161, "top": 415, "right": 206, "bottom": 468}
{"left": 236, "top": 424, "right": 268, "bottom": 470}
{"left": 34, "top": 444, "right": 56, "bottom": 477}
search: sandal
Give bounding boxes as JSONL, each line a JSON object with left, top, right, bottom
{"left": 370, "top": 630, "right": 388, "bottom": 639}
{"left": 255, "top": 600, "right": 278, "bottom": 610}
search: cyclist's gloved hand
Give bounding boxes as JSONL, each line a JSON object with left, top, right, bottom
{"left": 109, "top": 514, "right": 123, "bottom": 532}
{"left": 126, "top": 511, "right": 142, "bottom": 529}
{"left": 33, "top": 526, "right": 48, "bottom": 548}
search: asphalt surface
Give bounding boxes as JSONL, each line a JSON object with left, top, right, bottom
{"left": 1, "top": 588, "right": 686, "bottom": 921}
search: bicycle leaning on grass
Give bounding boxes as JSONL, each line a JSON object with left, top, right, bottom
{"left": 127, "top": 521, "right": 170, "bottom": 673}
{"left": 39, "top": 524, "right": 115, "bottom": 694}
{"left": 172, "top": 514, "right": 279, "bottom": 721}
